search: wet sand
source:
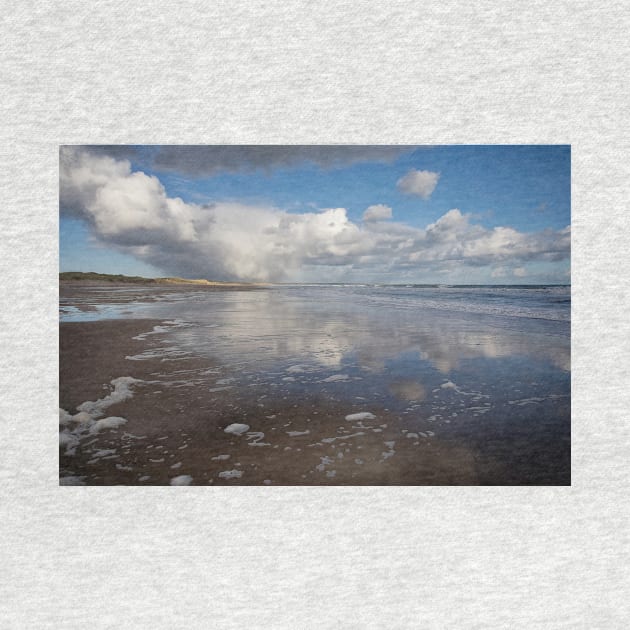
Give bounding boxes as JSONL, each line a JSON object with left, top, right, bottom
{"left": 60, "top": 319, "right": 485, "bottom": 485}
{"left": 59, "top": 283, "right": 570, "bottom": 485}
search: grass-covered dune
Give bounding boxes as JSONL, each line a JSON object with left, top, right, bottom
{"left": 60, "top": 271, "right": 264, "bottom": 287}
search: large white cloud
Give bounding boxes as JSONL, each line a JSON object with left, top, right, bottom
{"left": 60, "top": 148, "right": 570, "bottom": 282}
{"left": 397, "top": 169, "right": 440, "bottom": 199}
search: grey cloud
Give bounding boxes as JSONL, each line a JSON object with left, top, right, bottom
{"left": 151, "top": 145, "right": 414, "bottom": 176}
{"left": 62, "top": 144, "right": 140, "bottom": 160}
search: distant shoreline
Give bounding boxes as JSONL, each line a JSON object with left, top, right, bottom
{"left": 60, "top": 272, "right": 569, "bottom": 289}
{"left": 59, "top": 271, "right": 266, "bottom": 288}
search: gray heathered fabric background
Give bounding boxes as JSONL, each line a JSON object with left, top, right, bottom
{"left": 1, "top": 1, "right": 628, "bottom": 628}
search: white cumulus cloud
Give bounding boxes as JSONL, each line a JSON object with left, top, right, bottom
{"left": 363, "top": 204, "right": 393, "bottom": 222}
{"left": 397, "top": 169, "right": 440, "bottom": 199}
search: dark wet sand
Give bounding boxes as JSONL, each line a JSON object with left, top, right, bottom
{"left": 60, "top": 319, "right": 491, "bottom": 485}
{"left": 59, "top": 280, "right": 263, "bottom": 311}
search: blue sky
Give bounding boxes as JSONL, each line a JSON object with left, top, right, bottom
{"left": 60, "top": 145, "right": 570, "bottom": 283}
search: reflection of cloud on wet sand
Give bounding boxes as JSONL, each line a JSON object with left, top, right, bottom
{"left": 388, "top": 380, "right": 426, "bottom": 401}
{"left": 166, "top": 289, "right": 570, "bottom": 376}
{"left": 419, "top": 331, "right": 571, "bottom": 374}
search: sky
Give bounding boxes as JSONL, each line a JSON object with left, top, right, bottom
{"left": 59, "top": 145, "right": 570, "bottom": 284}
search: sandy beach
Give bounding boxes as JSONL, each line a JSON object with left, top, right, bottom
{"left": 59, "top": 282, "right": 570, "bottom": 485}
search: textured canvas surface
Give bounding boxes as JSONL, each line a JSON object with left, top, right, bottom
{"left": 1, "top": 1, "right": 629, "bottom": 627}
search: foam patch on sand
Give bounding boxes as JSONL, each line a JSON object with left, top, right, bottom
{"left": 507, "top": 394, "right": 567, "bottom": 406}
{"left": 440, "top": 380, "right": 489, "bottom": 398}
{"left": 345, "top": 412, "right": 376, "bottom": 421}
{"left": 380, "top": 440, "right": 396, "bottom": 462}
{"left": 322, "top": 374, "right": 350, "bottom": 382}
{"left": 59, "top": 430, "right": 80, "bottom": 454}
{"left": 320, "top": 431, "right": 365, "bottom": 444}
{"left": 91, "top": 449, "right": 116, "bottom": 458}
{"left": 286, "top": 365, "right": 307, "bottom": 373}
{"left": 218, "top": 470, "right": 243, "bottom": 479}
{"left": 316, "top": 456, "right": 335, "bottom": 472}
{"left": 132, "top": 324, "right": 172, "bottom": 341}
{"left": 60, "top": 415, "right": 127, "bottom": 455}
{"left": 246, "top": 431, "right": 270, "bottom": 446}
{"left": 90, "top": 416, "right": 127, "bottom": 434}
{"left": 170, "top": 475, "right": 193, "bottom": 485}
{"left": 59, "top": 376, "right": 141, "bottom": 458}
{"left": 224, "top": 423, "right": 250, "bottom": 435}
{"left": 71, "top": 411, "right": 92, "bottom": 425}
{"left": 467, "top": 406, "right": 491, "bottom": 414}
{"left": 77, "top": 377, "right": 141, "bottom": 417}
{"left": 132, "top": 320, "right": 192, "bottom": 341}
{"left": 59, "top": 409, "right": 73, "bottom": 426}
{"left": 125, "top": 347, "right": 191, "bottom": 361}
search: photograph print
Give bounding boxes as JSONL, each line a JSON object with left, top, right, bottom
{"left": 59, "top": 145, "right": 570, "bottom": 485}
